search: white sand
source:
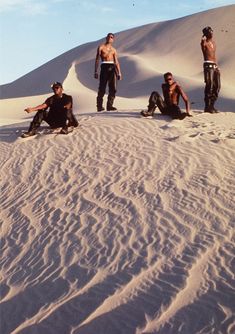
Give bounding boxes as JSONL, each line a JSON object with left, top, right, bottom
{"left": 0, "top": 5, "right": 235, "bottom": 334}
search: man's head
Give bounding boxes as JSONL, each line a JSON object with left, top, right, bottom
{"left": 51, "top": 82, "right": 63, "bottom": 95}
{"left": 202, "top": 26, "right": 213, "bottom": 38}
{"left": 164, "top": 72, "right": 174, "bottom": 84}
{"left": 106, "top": 33, "right": 115, "bottom": 43}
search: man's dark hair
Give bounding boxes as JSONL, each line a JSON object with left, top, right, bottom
{"left": 107, "top": 33, "right": 115, "bottom": 38}
{"left": 164, "top": 72, "right": 172, "bottom": 79}
{"left": 202, "top": 26, "right": 213, "bottom": 36}
{"left": 51, "top": 81, "right": 63, "bottom": 89}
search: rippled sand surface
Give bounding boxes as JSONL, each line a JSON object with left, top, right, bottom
{"left": 1, "top": 110, "right": 234, "bottom": 334}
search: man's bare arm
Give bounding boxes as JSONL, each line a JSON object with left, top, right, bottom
{"left": 64, "top": 101, "right": 72, "bottom": 110}
{"left": 24, "top": 103, "right": 47, "bottom": 113}
{"left": 113, "top": 50, "right": 122, "bottom": 79}
{"left": 178, "top": 86, "right": 191, "bottom": 114}
{"left": 200, "top": 37, "right": 206, "bottom": 54}
{"left": 94, "top": 46, "right": 101, "bottom": 78}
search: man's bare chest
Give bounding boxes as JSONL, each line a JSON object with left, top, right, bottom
{"left": 101, "top": 46, "right": 113, "bottom": 56}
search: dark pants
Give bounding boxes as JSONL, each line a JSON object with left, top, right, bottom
{"left": 97, "top": 63, "right": 117, "bottom": 109}
{"left": 203, "top": 63, "right": 220, "bottom": 111}
{"left": 28, "top": 109, "right": 78, "bottom": 132}
{"left": 148, "top": 91, "right": 185, "bottom": 119}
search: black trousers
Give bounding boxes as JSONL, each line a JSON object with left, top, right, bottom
{"left": 203, "top": 63, "right": 220, "bottom": 109}
{"left": 148, "top": 91, "right": 184, "bottom": 119}
{"left": 28, "top": 109, "right": 78, "bottom": 131}
{"left": 97, "top": 63, "right": 117, "bottom": 108}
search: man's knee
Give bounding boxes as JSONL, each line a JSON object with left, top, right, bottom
{"left": 150, "top": 91, "right": 161, "bottom": 101}
{"left": 152, "top": 91, "right": 160, "bottom": 95}
{"left": 109, "top": 82, "right": 117, "bottom": 96}
{"left": 33, "top": 109, "right": 47, "bottom": 121}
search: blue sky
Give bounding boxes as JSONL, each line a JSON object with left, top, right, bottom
{"left": 0, "top": 0, "right": 234, "bottom": 84}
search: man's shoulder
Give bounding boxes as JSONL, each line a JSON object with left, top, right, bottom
{"left": 45, "top": 94, "right": 55, "bottom": 103}
{"left": 203, "top": 38, "right": 215, "bottom": 46}
{"left": 99, "top": 43, "right": 106, "bottom": 49}
{"left": 174, "top": 82, "right": 183, "bottom": 91}
{"left": 201, "top": 37, "right": 206, "bottom": 45}
{"left": 62, "top": 93, "right": 72, "bottom": 99}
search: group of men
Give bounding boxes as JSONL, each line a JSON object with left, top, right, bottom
{"left": 22, "top": 27, "right": 220, "bottom": 138}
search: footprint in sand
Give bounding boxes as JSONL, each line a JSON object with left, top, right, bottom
{"left": 210, "top": 130, "right": 235, "bottom": 142}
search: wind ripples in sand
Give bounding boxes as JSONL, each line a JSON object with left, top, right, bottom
{"left": 0, "top": 113, "right": 235, "bottom": 334}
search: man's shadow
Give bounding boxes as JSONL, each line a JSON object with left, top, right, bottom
{"left": 0, "top": 124, "right": 49, "bottom": 144}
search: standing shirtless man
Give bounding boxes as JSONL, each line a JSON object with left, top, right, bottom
{"left": 201, "top": 26, "right": 220, "bottom": 113}
{"left": 94, "top": 33, "right": 122, "bottom": 112}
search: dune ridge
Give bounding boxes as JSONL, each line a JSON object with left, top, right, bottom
{"left": 0, "top": 5, "right": 235, "bottom": 111}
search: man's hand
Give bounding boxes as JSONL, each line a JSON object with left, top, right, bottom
{"left": 94, "top": 72, "right": 98, "bottom": 79}
{"left": 24, "top": 107, "right": 33, "bottom": 113}
{"left": 117, "top": 74, "right": 122, "bottom": 80}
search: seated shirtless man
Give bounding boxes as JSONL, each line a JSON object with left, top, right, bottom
{"left": 141, "top": 72, "right": 191, "bottom": 119}
{"left": 94, "top": 33, "right": 122, "bottom": 112}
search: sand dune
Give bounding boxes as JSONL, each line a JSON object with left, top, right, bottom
{"left": 1, "top": 5, "right": 235, "bottom": 110}
{"left": 0, "top": 5, "right": 235, "bottom": 334}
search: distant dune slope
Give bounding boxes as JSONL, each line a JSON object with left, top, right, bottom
{"left": 0, "top": 5, "right": 234, "bottom": 110}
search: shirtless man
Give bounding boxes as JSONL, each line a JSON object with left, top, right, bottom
{"left": 141, "top": 72, "right": 191, "bottom": 120}
{"left": 94, "top": 33, "right": 122, "bottom": 111}
{"left": 201, "top": 26, "right": 220, "bottom": 113}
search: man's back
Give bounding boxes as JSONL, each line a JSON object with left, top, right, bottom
{"left": 201, "top": 38, "right": 216, "bottom": 62}
{"left": 201, "top": 27, "right": 217, "bottom": 63}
